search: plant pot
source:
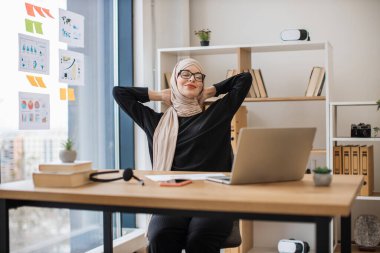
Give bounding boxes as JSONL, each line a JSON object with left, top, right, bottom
{"left": 59, "top": 150, "right": 77, "bottom": 163}
{"left": 313, "top": 173, "right": 332, "bottom": 186}
{"left": 200, "top": 41, "right": 209, "bottom": 46}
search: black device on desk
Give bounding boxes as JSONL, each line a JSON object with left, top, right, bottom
{"left": 89, "top": 168, "right": 144, "bottom": 185}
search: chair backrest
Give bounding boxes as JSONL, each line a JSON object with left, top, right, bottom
{"left": 221, "top": 220, "right": 241, "bottom": 249}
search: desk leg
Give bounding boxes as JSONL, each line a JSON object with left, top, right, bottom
{"left": 316, "top": 217, "right": 331, "bottom": 253}
{"left": 103, "top": 211, "right": 113, "bottom": 253}
{"left": 0, "top": 200, "right": 9, "bottom": 253}
{"left": 341, "top": 215, "right": 351, "bottom": 253}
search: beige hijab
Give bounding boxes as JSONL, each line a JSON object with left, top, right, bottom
{"left": 152, "top": 58, "right": 204, "bottom": 171}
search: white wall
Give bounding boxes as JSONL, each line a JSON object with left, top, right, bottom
{"left": 188, "top": 0, "right": 380, "bottom": 249}
{"left": 134, "top": 0, "right": 380, "bottom": 248}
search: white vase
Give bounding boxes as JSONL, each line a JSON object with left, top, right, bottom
{"left": 59, "top": 150, "right": 77, "bottom": 163}
{"left": 313, "top": 173, "right": 332, "bottom": 186}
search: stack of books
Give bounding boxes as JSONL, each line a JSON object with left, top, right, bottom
{"left": 305, "top": 66, "right": 325, "bottom": 97}
{"left": 33, "top": 161, "right": 93, "bottom": 188}
{"left": 227, "top": 69, "right": 268, "bottom": 98}
{"left": 333, "top": 145, "right": 374, "bottom": 196}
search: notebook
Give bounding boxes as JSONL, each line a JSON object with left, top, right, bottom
{"left": 207, "top": 127, "right": 316, "bottom": 185}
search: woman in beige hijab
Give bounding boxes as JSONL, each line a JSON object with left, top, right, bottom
{"left": 113, "top": 58, "right": 251, "bottom": 253}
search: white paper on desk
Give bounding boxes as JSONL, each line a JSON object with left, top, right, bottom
{"left": 145, "top": 173, "right": 226, "bottom": 182}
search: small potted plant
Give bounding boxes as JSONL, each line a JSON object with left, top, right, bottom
{"left": 59, "top": 138, "right": 77, "bottom": 163}
{"left": 194, "top": 29, "right": 211, "bottom": 46}
{"left": 312, "top": 166, "right": 332, "bottom": 186}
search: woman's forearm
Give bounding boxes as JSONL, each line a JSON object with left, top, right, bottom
{"left": 148, "top": 90, "right": 161, "bottom": 101}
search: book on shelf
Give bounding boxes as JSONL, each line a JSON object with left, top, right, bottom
{"left": 38, "top": 161, "right": 92, "bottom": 173}
{"left": 249, "top": 69, "right": 261, "bottom": 98}
{"left": 253, "top": 69, "right": 267, "bottom": 98}
{"left": 350, "top": 146, "right": 360, "bottom": 175}
{"left": 313, "top": 67, "right": 325, "bottom": 96}
{"left": 242, "top": 69, "right": 256, "bottom": 98}
{"left": 164, "top": 72, "right": 172, "bottom": 88}
{"left": 342, "top": 146, "right": 351, "bottom": 175}
{"left": 359, "top": 145, "right": 374, "bottom": 196}
{"left": 305, "top": 67, "right": 325, "bottom": 97}
{"left": 32, "top": 169, "right": 95, "bottom": 188}
{"left": 333, "top": 145, "right": 342, "bottom": 174}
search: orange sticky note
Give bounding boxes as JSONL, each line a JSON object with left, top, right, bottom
{"left": 35, "top": 76, "right": 46, "bottom": 88}
{"left": 42, "top": 8, "right": 54, "bottom": 18}
{"left": 34, "top": 6, "right": 46, "bottom": 17}
{"left": 60, "top": 88, "right": 67, "bottom": 100}
{"left": 68, "top": 88, "right": 75, "bottom": 101}
{"left": 26, "top": 75, "right": 38, "bottom": 87}
{"left": 25, "top": 3, "right": 35, "bottom": 16}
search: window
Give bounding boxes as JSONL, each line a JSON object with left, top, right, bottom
{"left": 0, "top": 0, "right": 134, "bottom": 252}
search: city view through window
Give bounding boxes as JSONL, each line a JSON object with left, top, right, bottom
{"left": 1, "top": 1, "right": 104, "bottom": 252}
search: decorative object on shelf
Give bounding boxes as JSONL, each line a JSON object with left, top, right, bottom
{"left": 194, "top": 29, "right": 211, "bottom": 46}
{"left": 377, "top": 99, "right": 380, "bottom": 111}
{"left": 312, "top": 166, "right": 332, "bottom": 186}
{"left": 278, "top": 238, "right": 310, "bottom": 253}
{"left": 280, "top": 29, "right": 310, "bottom": 41}
{"left": 374, "top": 127, "right": 379, "bottom": 137}
{"left": 354, "top": 214, "right": 380, "bottom": 251}
{"left": 351, "top": 123, "right": 371, "bottom": 138}
{"left": 59, "top": 138, "right": 77, "bottom": 163}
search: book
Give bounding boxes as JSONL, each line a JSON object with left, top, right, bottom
{"left": 243, "top": 69, "right": 256, "bottom": 98}
{"left": 350, "top": 146, "right": 360, "bottom": 175}
{"left": 313, "top": 67, "right": 325, "bottom": 96}
{"left": 249, "top": 69, "right": 261, "bottom": 98}
{"left": 38, "top": 161, "right": 92, "bottom": 173}
{"left": 342, "top": 146, "right": 351, "bottom": 175}
{"left": 32, "top": 170, "right": 95, "bottom": 188}
{"left": 253, "top": 69, "right": 267, "bottom": 98}
{"left": 164, "top": 72, "right": 172, "bottom": 88}
{"left": 359, "top": 145, "right": 374, "bottom": 196}
{"left": 305, "top": 67, "right": 323, "bottom": 97}
{"left": 333, "top": 145, "right": 342, "bottom": 174}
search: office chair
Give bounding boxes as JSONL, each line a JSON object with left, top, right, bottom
{"left": 221, "top": 220, "right": 242, "bottom": 249}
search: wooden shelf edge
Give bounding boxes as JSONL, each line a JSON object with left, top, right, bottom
{"left": 332, "top": 137, "right": 380, "bottom": 142}
{"left": 205, "top": 96, "right": 325, "bottom": 104}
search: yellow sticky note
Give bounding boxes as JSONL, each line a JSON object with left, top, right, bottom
{"left": 60, "top": 88, "right": 67, "bottom": 100}
{"left": 35, "top": 76, "right": 46, "bottom": 88}
{"left": 26, "top": 75, "right": 38, "bottom": 87}
{"left": 68, "top": 88, "right": 75, "bottom": 101}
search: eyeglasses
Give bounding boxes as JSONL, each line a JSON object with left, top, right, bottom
{"left": 178, "top": 70, "right": 206, "bottom": 82}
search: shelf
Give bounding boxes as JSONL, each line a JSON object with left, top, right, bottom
{"left": 158, "top": 41, "right": 328, "bottom": 56}
{"left": 205, "top": 96, "right": 325, "bottom": 104}
{"left": 332, "top": 137, "right": 380, "bottom": 142}
{"left": 357, "top": 192, "right": 380, "bottom": 201}
{"left": 311, "top": 148, "right": 326, "bottom": 154}
{"left": 330, "top": 101, "right": 377, "bottom": 106}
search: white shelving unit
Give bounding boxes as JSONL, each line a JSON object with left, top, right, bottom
{"left": 157, "top": 41, "right": 332, "bottom": 253}
{"left": 329, "top": 101, "right": 379, "bottom": 201}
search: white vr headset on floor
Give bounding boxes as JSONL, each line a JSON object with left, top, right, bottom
{"left": 278, "top": 239, "right": 310, "bottom": 253}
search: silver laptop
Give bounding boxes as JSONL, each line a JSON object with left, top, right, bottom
{"left": 207, "top": 127, "right": 316, "bottom": 185}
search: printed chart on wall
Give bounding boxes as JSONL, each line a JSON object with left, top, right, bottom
{"left": 59, "top": 49, "right": 84, "bottom": 86}
{"left": 59, "top": 8, "right": 84, "bottom": 48}
{"left": 18, "top": 33, "right": 50, "bottom": 75}
{"left": 19, "top": 92, "right": 50, "bottom": 130}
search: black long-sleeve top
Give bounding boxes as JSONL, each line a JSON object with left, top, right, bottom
{"left": 113, "top": 72, "right": 251, "bottom": 172}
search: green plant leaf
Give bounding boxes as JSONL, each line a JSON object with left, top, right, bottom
{"left": 313, "top": 166, "right": 331, "bottom": 174}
